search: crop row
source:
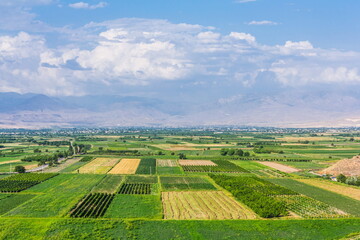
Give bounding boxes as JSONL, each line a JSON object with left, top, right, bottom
{"left": 135, "top": 158, "right": 156, "bottom": 174}
{"left": 118, "top": 183, "right": 151, "bottom": 195}
{"left": 182, "top": 161, "right": 248, "bottom": 173}
{"left": 209, "top": 174, "right": 289, "bottom": 218}
{"left": 276, "top": 195, "right": 350, "bottom": 218}
{"left": 70, "top": 193, "right": 115, "bottom": 218}
{"left": 0, "top": 173, "right": 58, "bottom": 192}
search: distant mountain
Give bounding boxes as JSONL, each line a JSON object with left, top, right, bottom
{"left": 0, "top": 91, "right": 360, "bottom": 129}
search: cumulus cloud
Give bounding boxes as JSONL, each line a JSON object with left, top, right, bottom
{"left": 247, "top": 20, "right": 278, "bottom": 25}
{"left": 69, "top": 2, "right": 107, "bottom": 9}
{"left": 1, "top": 18, "right": 360, "bottom": 96}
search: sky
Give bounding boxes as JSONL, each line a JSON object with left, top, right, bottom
{"left": 0, "top": 0, "right": 360, "bottom": 100}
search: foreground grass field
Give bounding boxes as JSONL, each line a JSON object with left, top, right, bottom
{"left": 0, "top": 218, "right": 359, "bottom": 239}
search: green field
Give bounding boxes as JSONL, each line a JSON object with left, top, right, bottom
{"left": 0, "top": 129, "right": 359, "bottom": 239}
{"left": 105, "top": 194, "right": 162, "bottom": 219}
{"left": 268, "top": 178, "right": 360, "bottom": 217}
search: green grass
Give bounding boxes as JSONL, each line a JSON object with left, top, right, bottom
{"left": 5, "top": 174, "right": 103, "bottom": 217}
{"left": 268, "top": 178, "right": 360, "bottom": 217}
{"left": 59, "top": 161, "right": 88, "bottom": 173}
{"left": 91, "top": 175, "right": 123, "bottom": 193}
{"left": 0, "top": 218, "right": 55, "bottom": 240}
{"left": 0, "top": 194, "right": 36, "bottom": 215}
{"left": 135, "top": 158, "right": 156, "bottom": 175}
{"left": 231, "top": 160, "right": 269, "bottom": 170}
{"left": 104, "top": 195, "right": 162, "bottom": 219}
{"left": 126, "top": 175, "right": 158, "bottom": 184}
{"left": 160, "top": 176, "right": 216, "bottom": 190}
{"left": 157, "top": 166, "right": 183, "bottom": 175}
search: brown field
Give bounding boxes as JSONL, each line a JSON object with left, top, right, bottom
{"left": 297, "top": 179, "right": 360, "bottom": 201}
{"left": 25, "top": 164, "right": 38, "bottom": 170}
{"left": 257, "top": 161, "right": 300, "bottom": 173}
{"left": 162, "top": 191, "right": 256, "bottom": 220}
{"left": 108, "top": 158, "right": 141, "bottom": 174}
{"left": 78, "top": 158, "right": 119, "bottom": 174}
{"left": 179, "top": 160, "right": 217, "bottom": 166}
{"left": 157, "top": 159, "right": 178, "bottom": 167}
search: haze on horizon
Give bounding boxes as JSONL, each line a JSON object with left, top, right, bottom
{"left": 0, "top": 0, "right": 360, "bottom": 128}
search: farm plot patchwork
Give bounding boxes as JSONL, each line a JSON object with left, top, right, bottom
{"left": 91, "top": 175, "right": 123, "bottom": 194}
{"left": 5, "top": 174, "right": 103, "bottom": 217}
{"left": 135, "top": 158, "right": 156, "bottom": 175}
{"left": 0, "top": 173, "right": 58, "bottom": 192}
{"left": 181, "top": 160, "right": 248, "bottom": 173}
{"left": 276, "top": 195, "right": 349, "bottom": 218}
{"left": 162, "top": 191, "right": 256, "bottom": 220}
{"left": 78, "top": 158, "right": 119, "bottom": 174}
{"left": 160, "top": 176, "right": 216, "bottom": 190}
{"left": 268, "top": 178, "right": 360, "bottom": 217}
{"left": 105, "top": 195, "right": 162, "bottom": 219}
{"left": 210, "top": 174, "right": 296, "bottom": 218}
{"left": 108, "top": 158, "right": 140, "bottom": 174}
{"left": 70, "top": 193, "right": 115, "bottom": 218}
{"left": 297, "top": 178, "right": 360, "bottom": 201}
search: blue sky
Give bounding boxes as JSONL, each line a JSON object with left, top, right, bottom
{"left": 0, "top": 0, "right": 359, "bottom": 98}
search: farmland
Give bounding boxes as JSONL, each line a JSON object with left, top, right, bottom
{"left": 78, "top": 158, "right": 119, "bottom": 174}
{"left": 108, "top": 158, "right": 140, "bottom": 174}
{"left": 162, "top": 191, "right": 256, "bottom": 220}
{"left": 0, "top": 128, "right": 359, "bottom": 239}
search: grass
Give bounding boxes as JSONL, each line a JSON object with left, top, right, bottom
{"left": 91, "top": 175, "right": 123, "bottom": 193}
{"left": 104, "top": 194, "right": 162, "bottom": 219}
{"left": 59, "top": 161, "right": 88, "bottom": 173}
{"left": 157, "top": 166, "right": 183, "bottom": 175}
{"left": 126, "top": 175, "right": 158, "bottom": 184}
{"left": 0, "top": 194, "right": 36, "bottom": 215}
{"left": 160, "top": 176, "right": 216, "bottom": 190}
{"left": 135, "top": 158, "right": 156, "bottom": 174}
{"left": 5, "top": 174, "right": 103, "bottom": 217}
{"left": 268, "top": 178, "right": 360, "bottom": 217}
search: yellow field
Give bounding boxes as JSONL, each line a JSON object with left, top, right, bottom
{"left": 162, "top": 191, "right": 256, "bottom": 220}
{"left": 297, "top": 179, "right": 360, "bottom": 201}
{"left": 108, "top": 158, "right": 141, "bottom": 174}
{"left": 78, "top": 158, "right": 119, "bottom": 174}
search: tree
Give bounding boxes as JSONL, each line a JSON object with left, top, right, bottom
{"left": 15, "top": 165, "right": 26, "bottom": 173}
{"left": 337, "top": 174, "right": 347, "bottom": 183}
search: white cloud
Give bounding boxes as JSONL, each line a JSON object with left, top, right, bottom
{"left": 69, "top": 2, "right": 107, "bottom": 9}
{"left": 247, "top": 20, "right": 278, "bottom": 26}
{"left": 1, "top": 19, "right": 360, "bottom": 96}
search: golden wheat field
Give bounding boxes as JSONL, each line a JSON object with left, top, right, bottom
{"left": 108, "top": 158, "right": 141, "bottom": 174}
{"left": 162, "top": 191, "right": 256, "bottom": 220}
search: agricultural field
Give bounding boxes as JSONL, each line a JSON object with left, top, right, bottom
{"left": 108, "top": 158, "right": 140, "bottom": 174}
{"left": 0, "top": 129, "right": 359, "bottom": 239}
{"left": 160, "top": 176, "right": 216, "bottom": 190}
{"left": 78, "top": 158, "right": 119, "bottom": 174}
{"left": 162, "top": 191, "right": 256, "bottom": 220}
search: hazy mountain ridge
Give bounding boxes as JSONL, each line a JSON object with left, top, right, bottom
{"left": 0, "top": 92, "right": 359, "bottom": 128}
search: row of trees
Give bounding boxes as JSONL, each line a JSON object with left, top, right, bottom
{"left": 337, "top": 174, "right": 360, "bottom": 186}
{"left": 220, "top": 148, "right": 250, "bottom": 157}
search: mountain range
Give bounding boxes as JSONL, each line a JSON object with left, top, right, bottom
{"left": 0, "top": 91, "right": 360, "bottom": 129}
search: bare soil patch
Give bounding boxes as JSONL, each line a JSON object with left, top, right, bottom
{"left": 319, "top": 155, "right": 360, "bottom": 176}
{"left": 257, "top": 161, "right": 300, "bottom": 173}
{"left": 179, "top": 160, "right": 217, "bottom": 166}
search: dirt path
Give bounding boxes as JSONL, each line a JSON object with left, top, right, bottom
{"left": 256, "top": 161, "right": 300, "bottom": 173}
